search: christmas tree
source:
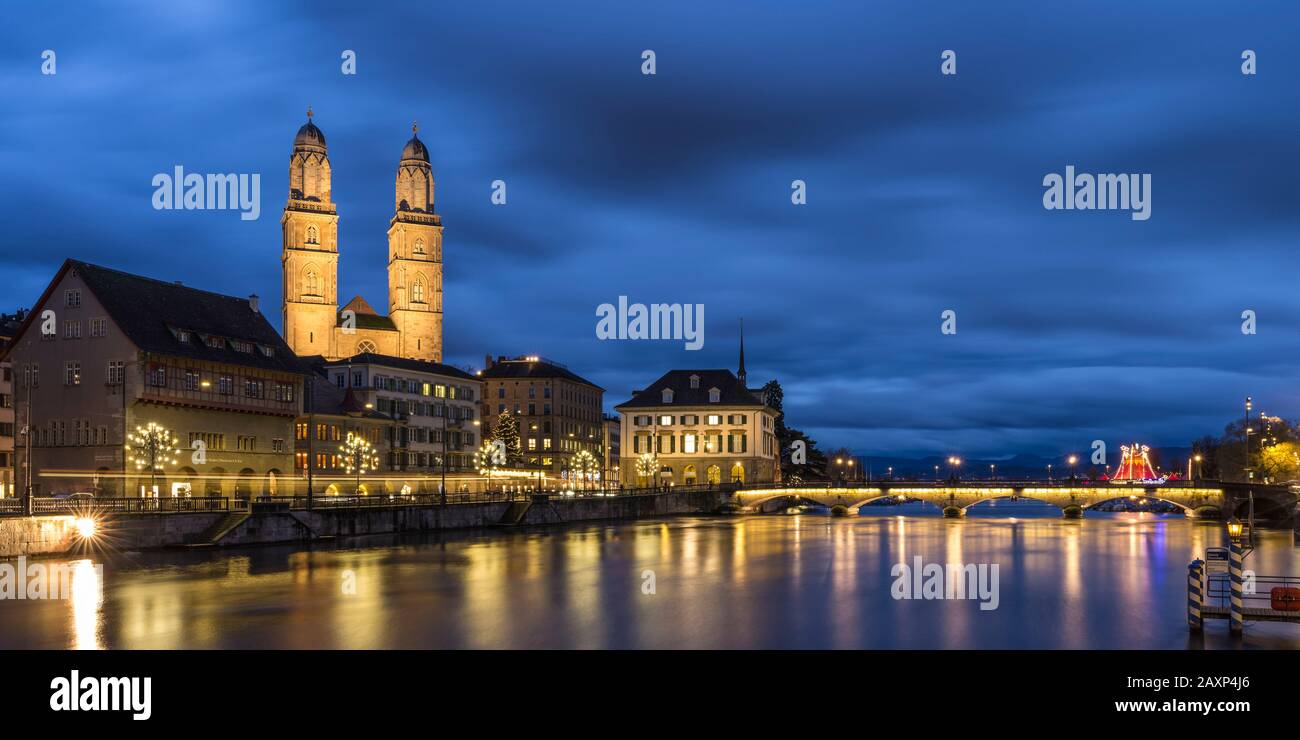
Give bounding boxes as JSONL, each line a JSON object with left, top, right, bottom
{"left": 493, "top": 410, "right": 522, "bottom": 463}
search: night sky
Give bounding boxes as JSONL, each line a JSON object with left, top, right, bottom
{"left": 3, "top": 1, "right": 1299, "bottom": 458}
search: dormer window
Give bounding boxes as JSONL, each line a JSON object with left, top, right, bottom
{"left": 176, "top": 330, "right": 191, "bottom": 344}
{"left": 205, "top": 335, "right": 224, "bottom": 349}
{"left": 662, "top": 388, "right": 674, "bottom": 403}
{"left": 708, "top": 387, "right": 721, "bottom": 403}
{"left": 689, "top": 374, "right": 700, "bottom": 389}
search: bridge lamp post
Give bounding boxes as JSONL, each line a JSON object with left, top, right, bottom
{"left": 933, "top": 464, "right": 939, "bottom": 481}
{"left": 1047, "top": 463, "right": 1053, "bottom": 482}
{"left": 989, "top": 463, "right": 996, "bottom": 480}
{"left": 1067, "top": 455, "right": 1078, "bottom": 482}
{"left": 1244, "top": 396, "right": 1253, "bottom": 481}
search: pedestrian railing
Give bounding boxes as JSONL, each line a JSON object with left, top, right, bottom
{"left": 27, "top": 496, "right": 243, "bottom": 514}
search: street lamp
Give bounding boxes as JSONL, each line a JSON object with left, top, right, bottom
{"left": 1244, "top": 396, "right": 1253, "bottom": 480}
{"left": 1047, "top": 463, "right": 1054, "bottom": 482}
{"left": 989, "top": 463, "right": 995, "bottom": 480}
{"left": 1226, "top": 517, "right": 1244, "bottom": 543}
{"left": 1067, "top": 455, "right": 1078, "bottom": 481}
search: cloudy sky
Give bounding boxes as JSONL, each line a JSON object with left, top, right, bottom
{"left": 3, "top": 1, "right": 1298, "bottom": 458}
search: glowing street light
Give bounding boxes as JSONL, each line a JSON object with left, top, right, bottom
{"left": 126, "top": 422, "right": 179, "bottom": 498}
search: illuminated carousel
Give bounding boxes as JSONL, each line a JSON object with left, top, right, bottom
{"left": 1108, "top": 443, "right": 1166, "bottom": 484}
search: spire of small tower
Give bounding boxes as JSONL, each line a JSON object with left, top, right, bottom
{"left": 737, "top": 318, "right": 747, "bottom": 386}
{"left": 412, "top": 120, "right": 418, "bottom": 135}
{"left": 307, "top": 105, "right": 313, "bottom": 120}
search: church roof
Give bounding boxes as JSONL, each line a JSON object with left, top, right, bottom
{"left": 615, "top": 369, "right": 765, "bottom": 410}
{"left": 341, "top": 295, "right": 379, "bottom": 315}
{"left": 2, "top": 259, "right": 308, "bottom": 375}
{"left": 294, "top": 119, "right": 327, "bottom": 151}
{"left": 402, "top": 134, "right": 429, "bottom": 163}
{"left": 337, "top": 296, "right": 397, "bottom": 331}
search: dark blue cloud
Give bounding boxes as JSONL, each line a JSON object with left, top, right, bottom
{"left": 2, "top": 1, "right": 1298, "bottom": 457}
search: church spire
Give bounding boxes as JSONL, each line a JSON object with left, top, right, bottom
{"left": 737, "top": 318, "right": 747, "bottom": 386}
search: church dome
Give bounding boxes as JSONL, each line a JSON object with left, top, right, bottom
{"left": 294, "top": 112, "right": 327, "bottom": 151}
{"left": 401, "top": 123, "right": 429, "bottom": 163}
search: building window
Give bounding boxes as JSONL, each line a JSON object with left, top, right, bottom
{"left": 63, "top": 320, "right": 82, "bottom": 339}
{"left": 356, "top": 340, "right": 376, "bottom": 355}
{"left": 64, "top": 362, "right": 81, "bottom": 386}
{"left": 296, "top": 423, "right": 308, "bottom": 440}
{"left": 184, "top": 370, "right": 200, "bottom": 391}
{"left": 205, "top": 335, "right": 224, "bottom": 349}
{"left": 689, "top": 374, "right": 700, "bottom": 389}
{"left": 658, "top": 415, "right": 673, "bottom": 426}
{"left": 306, "top": 225, "right": 319, "bottom": 245}
{"left": 90, "top": 317, "right": 108, "bottom": 337}
{"left": 413, "top": 238, "right": 425, "bottom": 255}
{"left": 352, "top": 371, "right": 363, "bottom": 387}
{"left": 106, "top": 361, "right": 123, "bottom": 386}
{"left": 304, "top": 269, "right": 319, "bottom": 295}
{"left": 708, "top": 388, "right": 721, "bottom": 403}
{"left": 275, "top": 383, "right": 295, "bottom": 402}
{"left": 64, "top": 289, "right": 81, "bottom": 308}
{"left": 218, "top": 375, "right": 233, "bottom": 395}
{"left": 244, "top": 379, "right": 264, "bottom": 399}
{"left": 411, "top": 278, "right": 425, "bottom": 303}
{"left": 147, "top": 365, "right": 166, "bottom": 387}
{"left": 662, "top": 388, "right": 674, "bottom": 403}
{"left": 272, "top": 438, "right": 286, "bottom": 453}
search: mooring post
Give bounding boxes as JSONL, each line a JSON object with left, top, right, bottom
{"left": 1187, "top": 559, "right": 1203, "bottom": 632}
{"left": 1229, "top": 541, "right": 1244, "bottom": 635}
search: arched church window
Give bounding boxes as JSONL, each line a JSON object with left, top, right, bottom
{"left": 411, "top": 278, "right": 425, "bottom": 303}
{"left": 306, "top": 225, "right": 319, "bottom": 245}
{"left": 304, "top": 269, "right": 318, "bottom": 295}
{"left": 413, "top": 238, "right": 425, "bottom": 255}
{"left": 356, "top": 340, "right": 377, "bottom": 354}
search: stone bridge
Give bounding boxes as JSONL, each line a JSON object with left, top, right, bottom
{"left": 732, "top": 481, "right": 1296, "bottom": 520}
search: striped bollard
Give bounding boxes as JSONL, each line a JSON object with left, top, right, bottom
{"left": 1229, "top": 541, "right": 1244, "bottom": 635}
{"left": 1187, "top": 559, "right": 1203, "bottom": 632}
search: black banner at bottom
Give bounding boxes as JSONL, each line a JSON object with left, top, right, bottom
{"left": 0, "top": 649, "right": 1286, "bottom": 728}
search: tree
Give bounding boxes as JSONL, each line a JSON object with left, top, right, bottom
{"left": 1258, "top": 441, "right": 1300, "bottom": 483}
{"left": 492, "top": 411, "right": 521, "bottom": 464}
{"left": 761, "top": 379, "right": 829, "bottom": 481}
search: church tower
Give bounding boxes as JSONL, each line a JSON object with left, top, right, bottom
{"left": 281, "top": 108, "right": 339, "bottom": 358}
{"left": 387, "top": 123, "right": 443, "bottom": 361}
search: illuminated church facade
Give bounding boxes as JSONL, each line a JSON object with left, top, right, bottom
{"left": 281, "top": 110, "right": 443, "bottom": 362}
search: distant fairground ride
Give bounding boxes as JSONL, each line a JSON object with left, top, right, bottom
{"left": 1110, "top": 443, "right": 1167, "bottom": 484}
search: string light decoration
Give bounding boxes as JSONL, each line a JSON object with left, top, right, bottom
{"left": 126, "top": 421, "right": 179, "bottom": 497}
{"left": 573, "top": 449, "right": 598, "bottom": 489}
{"left": 1110, "top": 443, "right": 1165, "bottom": 483}
{"left": 339, "top": 431, "right": 379, "bottom": 495}
{"left": 474, "top": 440, "right": 503, "bottom": 490}
{"left": 636, "top": 453, "right": 659, "bottom": 485}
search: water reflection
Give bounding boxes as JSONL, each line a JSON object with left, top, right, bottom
{"left": 2, "top": 504, "right": 1298, "bottom": 649}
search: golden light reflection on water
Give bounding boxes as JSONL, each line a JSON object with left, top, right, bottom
{"left": 8, "top": 510, "right": 1300, "bottom": 649}
{"left": 70, "top": 559, "right": 102, "bottom": 650}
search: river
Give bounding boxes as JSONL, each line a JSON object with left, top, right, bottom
{"left": 2, "top": 500, "right": 1298, "bottom": 649}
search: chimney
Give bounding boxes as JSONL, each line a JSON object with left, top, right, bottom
{"left": 484, "top": 354, "right": 494, "bottom": 369}
{"left": 249, "top": 294, "right": 260, "bottom": 313}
